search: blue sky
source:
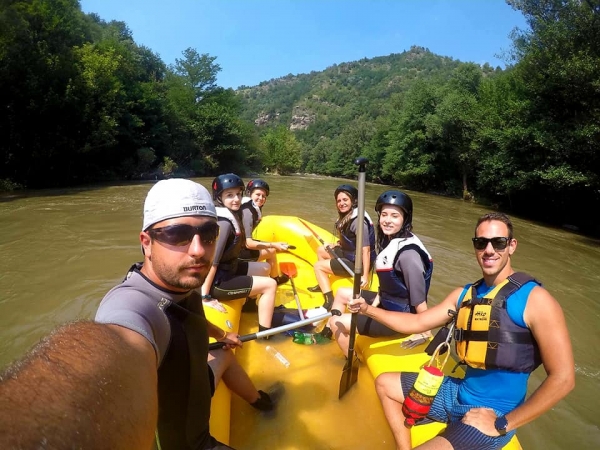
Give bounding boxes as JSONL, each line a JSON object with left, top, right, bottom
{"left": 79, "top": 0, "right": 528, "bottom": 89}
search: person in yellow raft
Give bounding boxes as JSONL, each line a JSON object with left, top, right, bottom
{"left": 324, "top": 190, "right": 432, "bottom": 349}
{"left": 239, "top": 179, "right": 290, "bottom": 312}
{"left": 308, "top": 184, "right": 376, "bottom": 310}
{"left": 347, "top": 212, "right": 575, "bottom": 450}
{"left": 201, "top": 174, "right": 280, "bottom": 335}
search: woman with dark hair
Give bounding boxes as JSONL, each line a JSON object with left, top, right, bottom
{"left": 308, "top": 184, "right": 376, "bottom": 310}
{"left": 323, "top": 190, "right": 433, "bottom": 353}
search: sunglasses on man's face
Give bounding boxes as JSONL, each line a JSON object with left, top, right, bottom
{"left": 472, "top": 236, "right": 511, "bottom": 251}
{"left": 148, "top": 222, "right": 219, "bottom": 247}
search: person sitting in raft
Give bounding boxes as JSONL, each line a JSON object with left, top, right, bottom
{"left": 200, "top": 174, "right": 278, "bottom": 335}
{"left": 307, "top": 184, "right": 376, "bottom": 310}
{"left": 323, "top": 190, "right": 432, "bottom": 351}
{"left": 239, "top": 179, "right": 290, "bottom": 312}
{"left": 352, "top": 212, "right": 575, "bottom": 450}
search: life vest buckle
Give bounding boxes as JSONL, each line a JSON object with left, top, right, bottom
{"left": 453, "top": 328, "right": 465, "bottom": 342}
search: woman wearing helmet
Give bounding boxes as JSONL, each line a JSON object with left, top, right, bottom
{"left": 324, "top": 189, "right": 433, "bottom": 353}
{"left": 308, "top": 184, "right": 377, "bottom": 310}
{"left": 238, "top": 179, "right": 290, "bottom": 312}
{"left": 239, "top": 179, "right": 290, "bottom": 277}
{"left": 200, "top": 173, "right": 277, "bottom": 334}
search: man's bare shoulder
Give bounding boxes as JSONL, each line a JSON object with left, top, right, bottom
{"left": 523, "top": 284, "right": 565, "bottom": 327}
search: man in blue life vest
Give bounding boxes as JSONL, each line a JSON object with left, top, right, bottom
{"left": 0, "top": 179, "right": 278, "bottom": 450}
{"left": 347, "top": 212, "right": 575, "bottom": 450}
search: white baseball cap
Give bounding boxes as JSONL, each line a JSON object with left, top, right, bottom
{"left": 142, "top": 179, "right": 217, "bottom": 231}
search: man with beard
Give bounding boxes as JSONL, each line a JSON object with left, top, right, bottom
{"left": 349, "top": 212, "right": 574, "bottom": 450}
{"left": 0, "top": 179, "right": 277, "bottom": 450}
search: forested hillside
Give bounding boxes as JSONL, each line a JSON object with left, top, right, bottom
{"left": 237, "top": 46, "right": 498, "bottom": 178}
{"left": 237, "top": 0, "right": 600, "bottom": 234}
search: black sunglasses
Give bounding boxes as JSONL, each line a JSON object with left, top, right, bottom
{"left": 472, "top": 236, "right": 511, "bottom": 251}
{"left": 148, "top": 222, "right": 219, "bottom": 247}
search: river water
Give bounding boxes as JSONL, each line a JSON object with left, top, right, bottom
{"left": 0, "top": 175, "right": 598, "bottom": 449}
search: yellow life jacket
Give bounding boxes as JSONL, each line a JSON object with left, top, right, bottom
{"left": 454, "top": 272, "right": 542, "bottom": 372}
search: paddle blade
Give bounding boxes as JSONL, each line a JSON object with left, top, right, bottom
{"left": 279, "top": 261, "right": 297, "bottom": 278}
{"left": 338, "top": 354, "right": 359, "bottom": 399}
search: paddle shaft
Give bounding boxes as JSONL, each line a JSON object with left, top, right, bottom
{"left": 298, "top": 219, "right": 354, "bottom": 277}
{"left": 339, "top": 156, "right": 368, "bottom": 399}
{"left": 288, "top": 275, "right": 305, "bottom": 319}
{"left": 209, "top": 311, "right": 337, "bottom": 350}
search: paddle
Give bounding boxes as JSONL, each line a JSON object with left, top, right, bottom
{"left": 209, "top": 310, "right": 341, "bottom": 350}
{"left": 279, "top": 261, "right": 305, "bottom": 319}
{"left": 298, "top": 218, "right": 354, "bottom": 277}
{"left": 338, "top": 156, "right": 368, "bottom": 399}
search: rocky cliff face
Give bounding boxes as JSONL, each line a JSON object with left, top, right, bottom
{"left": 254, "top": 106, "right": 315, "bottom": 130}
{"left": 254, "top": 112, "right": 280, "bottom": 126}
{"left": 289, "top": 106, "right": 315, "bottom": 130}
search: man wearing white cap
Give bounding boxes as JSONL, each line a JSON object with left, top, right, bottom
{"left": 95, "top": 179, "right": 278, "bottom": 449}
{"left": 0, "top": 179, "right": 277, "bottom": 450}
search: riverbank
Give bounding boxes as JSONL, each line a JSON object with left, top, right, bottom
{"left": 1, "top": 173, "right": 596, "bottom": 237}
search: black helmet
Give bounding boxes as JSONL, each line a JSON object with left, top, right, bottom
{"left": 375, "top": 190, "right": 413, "bottom": 224}
{"left": 212, "top": 173, "right": 244, "bottom": 203}
{"left": 246, "top": 179, "right": 270, "bottom": 197}
{"left": 334, "top": 184, "right": 358, "bottom": 207}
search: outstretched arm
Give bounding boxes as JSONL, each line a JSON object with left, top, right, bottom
{"left": 0, "top": 321, "right": 158, "bottom": 450}
{"left": 351, "top": 287, "right": 462, "bottom": 334}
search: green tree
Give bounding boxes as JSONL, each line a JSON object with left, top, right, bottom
{"left": 172, "top": 48, "right": 219, "bottom": 101}
{"left": 505, "top": 0, "right": 600, "bottom": 228}
{"left": 381, "top": 80, "right": 441, "bottom": 190}
{"left": 0, "top": 0, "right": 88, "bottom": 186}
{"left": 426, "top": 64, "right": 483, "bottom": 198}
{"left": 165, "top": 49, "right": 258, "bottom": 175}
{"left": 262, "top": 126, "right": 301, "bottom": 175}
{"left": 160, "top": 156, "right": 177, "bottom": 177}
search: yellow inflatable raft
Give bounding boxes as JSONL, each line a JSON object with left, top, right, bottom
{"left": 205, "top": 215, "right": 522, "bottom": 450}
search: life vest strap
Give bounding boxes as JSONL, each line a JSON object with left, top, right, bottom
{"left": 454, "top": 328, "right": 536, "bottom": 345}
{"left": 463, "top": 272, "right": 539, "bottom": 308}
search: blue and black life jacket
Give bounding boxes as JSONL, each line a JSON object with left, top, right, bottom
{"left": 454, "top": 272, "right": 542, "bottom": 373}
{"left": 375, "top": 234, "right": 433, "bottom": 312}
{"left": 338, "top": 208, "right": 377, "bottom": 265}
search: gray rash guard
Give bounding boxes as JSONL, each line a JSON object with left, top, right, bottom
{"left": 395, "top": 249, "right": 427, "bottom": 308}
{"left": 95, "top": 265, "right": 215, "bottom": 450}
{"left": 96, "top": 269, "right": 189, "bottom": 366}
{"left": 241, "top": 206, "right": 256, "bottom": 240}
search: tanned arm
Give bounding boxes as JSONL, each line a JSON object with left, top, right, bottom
{"left": 462, "top": 286, "right": 575, "bottom": 435}
{"left": 361, "top": 245, "right": 371, "bottom": 287}
{"left": 503, "top": 287, "right": 575, "bottom": 431}
{"left": 353, "top": 287, "right": 462, "bottom": 334}
{"left": 0, "top": 321, "right": 158, "bottom": 450}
